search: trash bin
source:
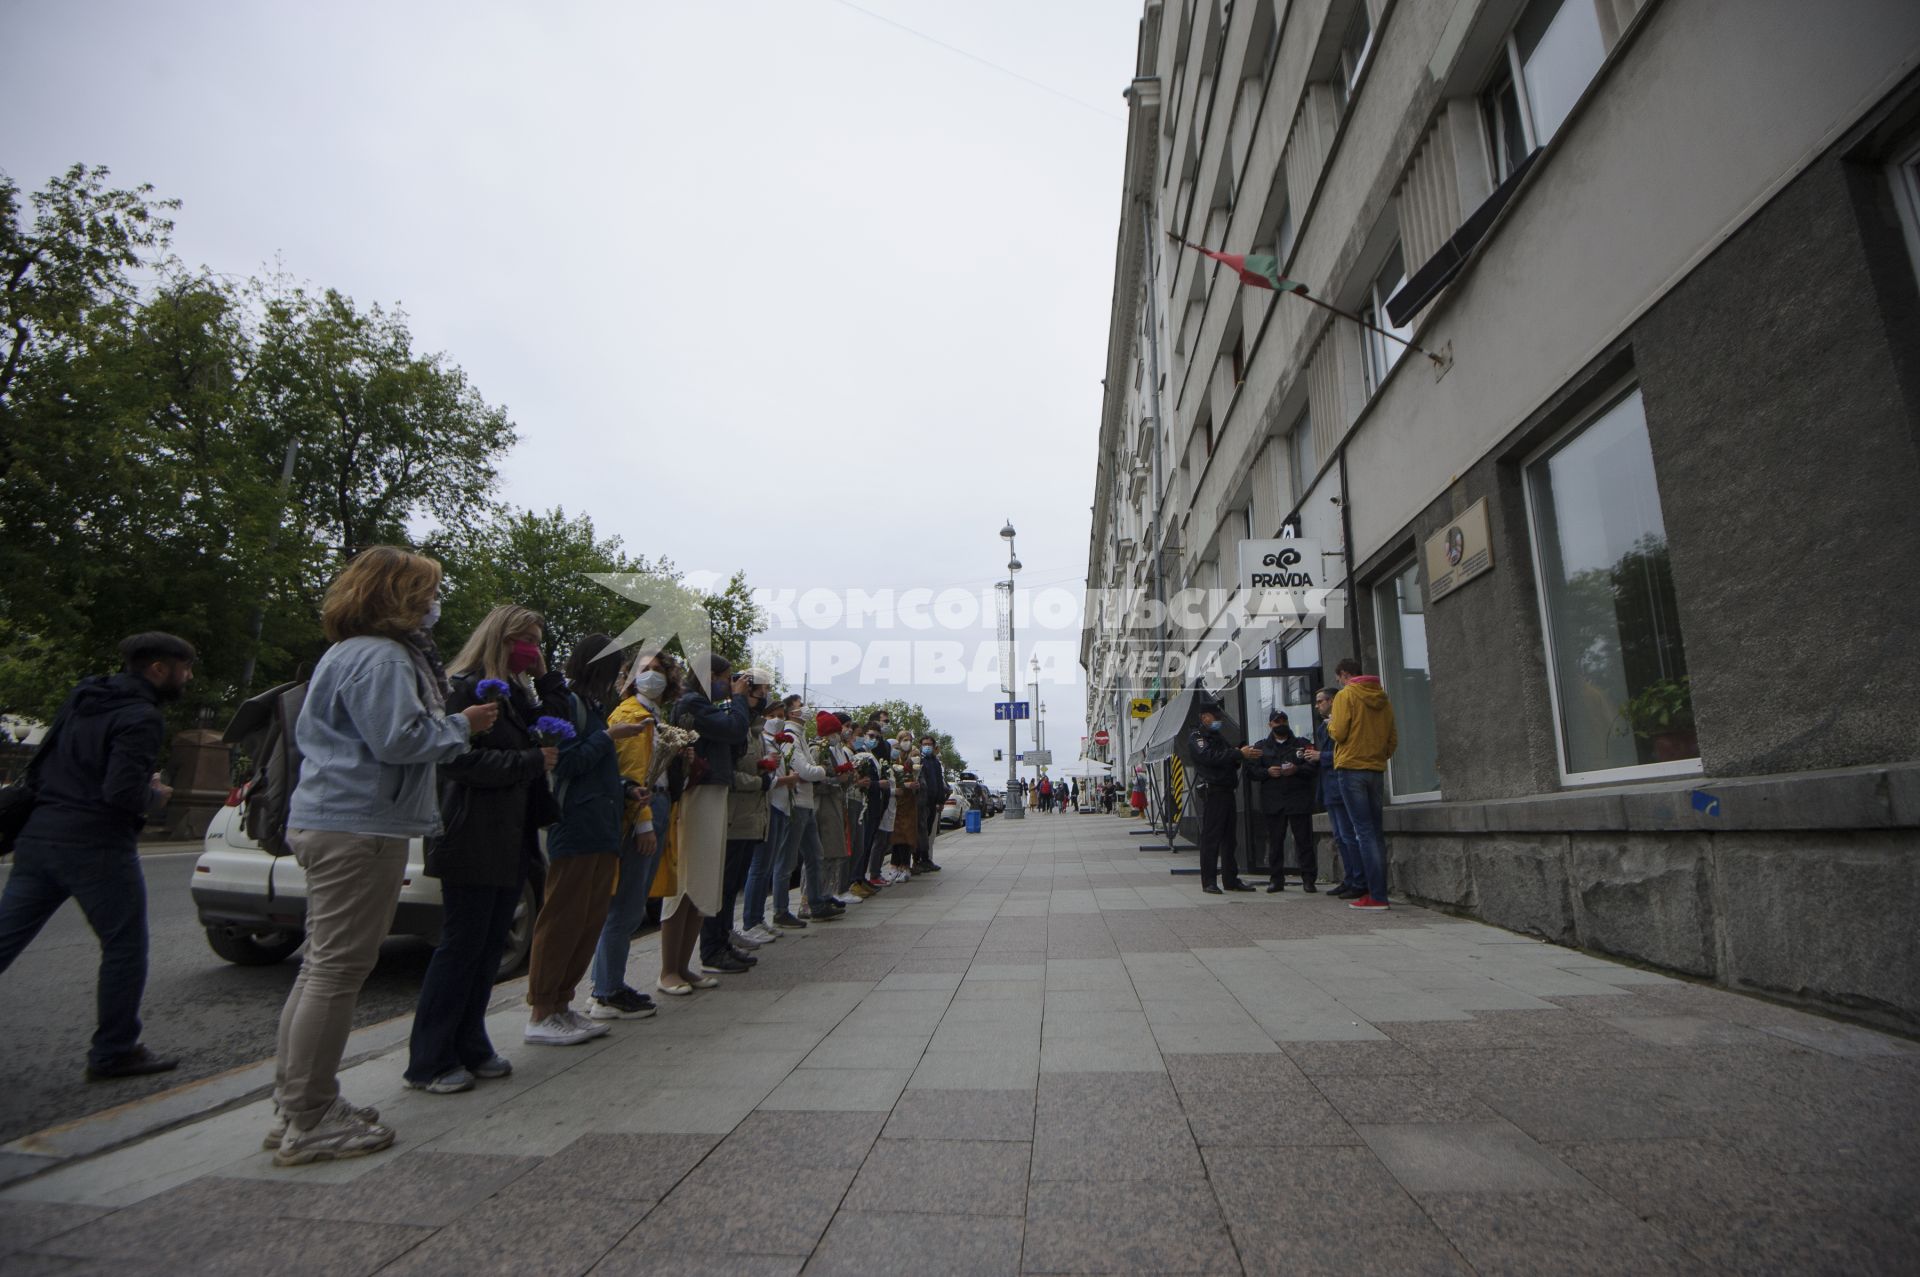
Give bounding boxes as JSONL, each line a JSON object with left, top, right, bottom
{"left": 964, "top": 809, "right": 982, "bottom": 834}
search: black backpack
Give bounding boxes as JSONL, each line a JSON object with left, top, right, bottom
{"left": 0, "top": 696, "right": 73, "bottom": 858}
{"left": 224, "top": 680, "right": 308, "bottom": 857}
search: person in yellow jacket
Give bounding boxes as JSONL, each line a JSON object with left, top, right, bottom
{"left": 1326, "top": 658, "right": 1397, "bottom": 911}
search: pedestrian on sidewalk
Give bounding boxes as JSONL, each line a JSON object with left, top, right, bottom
{"left": 1038, "top": 776, "right": 1051, "bottom": 812}
{"left": 856, "top": 721, "right": 894, "bottom": 890}
{"left": 739, "top": 706, "right": 794, "bottom": 942}
{"left": 1191, "top": 700, "right": 1253, "bottom": 895}
{"left": 587, "top": 655, "right": 679, "bottom": 1019}
{"left": 767, "top": 696, "right": 835, "bottom": 926}
{"left": 1246, "top": 710, "right": 1317, "bottom": 892}
{"left": 0, "top": 631, "right": 193, "bottom": 1082}
{"left": 914, "top": 735, "right": 945, "bottom": 874}
{"left": 524, "top": 634, "right": 649, "bottom": 1047}
{"left": 272, "top": 547, "right": 490, "bottom": 1166}
{"left": 408, "top": 606, "right": 581, "bottom": 1093}
{"left": 656, "top": 655, "right": 752, "bottom": 992}
{"left": 888, "top": 745, "right": 919, "bottom": 879}
{"left": 814, "top": 712, "right": 855, "bottom": 899}
{"left": 1327, "top": 658, "right": 1397, "bottom": 911}
{"left": 1309, "top": 686, "right": 1363, "bottom": 899}
{"left": 702, "top": 673, "right": 774, "bottom": 971}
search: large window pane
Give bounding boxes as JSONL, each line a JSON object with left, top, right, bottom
{"left": 1375, "top": 561, "right": 1439, "bottom": 796}
{"left": 1518, "top": 0, "right": 1606, "bottom": 146}
{"left": 1527, "top": 388, "right": 1695, "bottom": 775}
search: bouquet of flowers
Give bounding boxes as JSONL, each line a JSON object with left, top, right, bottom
{"left": 531, "top": 716, "right": 576, "bottom": 746}
{"left": 648, "top": 722, "right": 700, "bottom": 786}
{"left": 475, "top": 678, "right": 510, "bottom": 704}
{"left": 757, "top": 755, "right": 780, "bottom": 773}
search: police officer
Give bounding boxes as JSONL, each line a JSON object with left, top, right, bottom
{"left": 1188, "top": 700, "right": 1254, "bottom": 895}
{"left": 1245, "top": 709, "right": 1318, "bottom": 893}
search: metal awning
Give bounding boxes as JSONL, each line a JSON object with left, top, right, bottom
{"left": 1139, "top": 685, "right": 1200, "bottom": 764}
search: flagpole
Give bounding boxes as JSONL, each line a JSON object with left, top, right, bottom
{"left": 1165, "top": 232, "right": 1446, "bottom": 369}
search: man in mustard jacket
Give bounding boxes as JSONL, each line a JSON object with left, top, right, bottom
{"left": 1327, "top": 658, "right": 1397, "bottom": 911}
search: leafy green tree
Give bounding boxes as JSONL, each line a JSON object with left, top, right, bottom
{"left": 846, "top": 698, "right": 967, "bottom": 774}
{"left": 701, "top": 571, "right": 764, "bottom": 671}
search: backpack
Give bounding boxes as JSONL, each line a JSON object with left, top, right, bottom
{"left": 0, "top": 694, "right": 75, "bottom": 859}
{"left": 223, "top": 680, "right": 308, "bottom": 857}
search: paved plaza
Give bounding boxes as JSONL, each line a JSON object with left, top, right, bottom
{"left": 1, "top": 814, "right": 1916, "bottom": 1275}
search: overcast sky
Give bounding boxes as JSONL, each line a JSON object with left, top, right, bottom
{"left": 4, "top": 0, "right": 1141, "bottom": 779}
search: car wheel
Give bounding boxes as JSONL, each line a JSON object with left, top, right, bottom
{"left": 205, "top": 926, "right": 302, "bottom": 966}
{"left": 495, "top": 879, "right": 539, "bottom": 982}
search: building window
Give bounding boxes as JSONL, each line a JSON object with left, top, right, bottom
{"left": 1286, "top": 409, "right": 1312, "bottom": 509}
{"left": 1245, "top": 498, "right": 1258, "bottom": 541}
{"left": 1372, "top": 559, "right": 1439, "bottom": 798}
{"left": 1484, "top": 0, "right": 1608, "bottom": 179}
{"left": 1201, "top": 413, "right": 1215, "bottom": 458}
{"left": 1890, "top": 135, "right": 1920, "bottom": 282}
{"left": 1524, "top": 385, "right": 1698, "bottom": 781}
{"left": 1337, "top": 4, "right": 1373, "bottom": 109}
{"left": 1230, "top": 331, "right": 1248, "bottom": 386}
{"left": 1360, "top": 244, "right": 1412, "bottom": 396}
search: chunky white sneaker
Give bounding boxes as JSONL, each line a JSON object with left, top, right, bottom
{"left": 523, "top": 1013, "right": 596, "bottom": 1046}
{"left": 731, "top": 929, "right": 764, "bottom": 949}
{"left": 264, "top": 1100, "right": 380, "bottom": 1151}
{"left": 746, "top": 925, "right": 779, "bottom": 944}
{"left": 274, "top": 1096, "right": 396, "bottom": 1167}
{"left": 562, "top": 1008, "right": 611, "bottom": 1038}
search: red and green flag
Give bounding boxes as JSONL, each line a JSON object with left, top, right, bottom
{"left": 1192, "top": 246, "right": 1307, "bottom": 294}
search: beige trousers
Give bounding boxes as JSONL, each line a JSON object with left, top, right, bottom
{"left": 273, "top": 829, "right": 407, "bottom": 1127}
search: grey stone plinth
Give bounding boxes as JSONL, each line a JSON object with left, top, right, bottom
{"left": 1568, "top": 835, "right": 1715, "bottom": 977}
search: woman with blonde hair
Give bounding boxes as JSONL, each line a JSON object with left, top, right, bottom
{"left": 405, "top": 605, "right": 581, "bottom": 1094}
{"left": 272, "top": 546, "right": 494, "bottom": 1167}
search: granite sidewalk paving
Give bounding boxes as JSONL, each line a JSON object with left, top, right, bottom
{"left": 2, "top": 813, "right": 1917, "bottom": 1274}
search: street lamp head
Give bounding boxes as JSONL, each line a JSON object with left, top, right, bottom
{"left": 999, "top": 521, "right": 1016, "bottom": 541}
{"left": 1008, "top": 555, "right": 1022, "bottom": 573}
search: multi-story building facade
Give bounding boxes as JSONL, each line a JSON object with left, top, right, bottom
{"left": 1082, "top": 0, "right": 1920, "bottom": 1030}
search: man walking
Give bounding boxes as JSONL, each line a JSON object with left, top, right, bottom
{"left": 914, "top": 735, "right": 945, "bottom": 874}
{"left": 1246, "top": 710, "right": 1317, "bottom": 892}
{"left": 1189, "top": 700, "right": 1253, "bottom": 895}
{"left": 0, "top": 633, "right": 193, "bottom": 1080}
{"left": 1327, "top": 659, "right": 1397, "bottom": 911}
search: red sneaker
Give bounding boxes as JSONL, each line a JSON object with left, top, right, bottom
{"left": 1347, "top": 895, "right": 1390, "bottom": 911}
{"left": 866, "top": 877, "right": 887, "bottom": 889}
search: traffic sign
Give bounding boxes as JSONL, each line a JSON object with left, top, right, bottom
{"left": 1026, "top": 749, "right": 1053, "bottom": 765}
{"left": 1128, "top": 697, "right": 1152, "bottom": 719}
{"left": 1094, "top": 729, "right": 1110, "bottom": 747}
{"left": 993, "top": 701, "right": 1031, "bottom": 721}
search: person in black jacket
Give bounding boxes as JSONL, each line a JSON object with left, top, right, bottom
{"left": 659, "top": 654, "right": 751, "bottom": 991}
{"left": 1189, "top": 700, "right": 1253, "bottom": 895}
{"left": 1245, "top": 710, "right": 1318, "bottom": 893}
{"left": 0, "top": 633, "right": 192, "bottom": 1080}
{"left": 914, "top": 735, "right": 946, "bottom": 873}
{"left": 405, "top": 606, "right": 577, "bottom": 1092}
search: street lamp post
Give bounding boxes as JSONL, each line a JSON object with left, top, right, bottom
{"left": 1000, "top": 520, "right": 1024, "bottom": 821}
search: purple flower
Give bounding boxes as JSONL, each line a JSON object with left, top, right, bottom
{"left": 475, "top": 678, "right": 510, "bottom": 703}
{"left": 532, "top": 716, "right": 577, "bottom": 746}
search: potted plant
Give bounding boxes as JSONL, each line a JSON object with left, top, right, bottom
{"left": 1620, "top": 676, "right": 1697, "bottom": 762}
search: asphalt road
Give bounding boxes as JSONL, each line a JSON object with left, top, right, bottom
{"left": 0, "top": 850, "right": 439, "bottom": 1146}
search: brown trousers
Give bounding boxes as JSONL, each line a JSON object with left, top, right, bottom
{"left": 526, "top": 853, "right": 618, "bottom": 1018}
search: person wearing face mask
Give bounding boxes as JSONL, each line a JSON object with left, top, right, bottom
{"left": 1189, "top": 700, "right": 1254, "bottom": 896}
{"left": 585, "top": 653, "right": 678, "bottom": 1019}
{"left": 913, "top": 736, "right": 946, "bottom": 874}
{"left": 765, "top": 695, "right": 838, "bottom": 928}
{"left": 887, "top": 735, "right": 920, "bottom": 880}
{"left": 655, "top": 654, "right": 751, "bottom": 992}
{"left": 406, "top": 605, "right": 575, "bottom": 1093}
{"left": 855, "top": 721, "right": 893, "bottom": 891}
{"left": 813, "top": 713, "right": 858, "bottom": 904}
{"left": 1244, "top": 709, "right": 1318, "bottom": 893}
{"left": 0, "top": 631, "right": 196, "bottom": 1085}
{"left": 703, "top": 670, "right": 774, "bottom": 970}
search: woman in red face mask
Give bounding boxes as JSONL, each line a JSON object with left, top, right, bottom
{"left": 404, "top": 604, "right": 579, "bottom": 1093}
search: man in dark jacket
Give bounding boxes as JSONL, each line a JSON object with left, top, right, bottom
{"left": 0, "top": 632, "right": 194, "bottom": 1079}
{"left": 1245, "top": 710, "right": 1318, "bottom": 893}
{"left": 1189, "top": 700, "right": 1253, "bottom": 895}
{"left": 914, "top": 736, "right": 946, "bottom": 873}
{"left": 1310, "top": 685, "right": 1364, "bottom": 898}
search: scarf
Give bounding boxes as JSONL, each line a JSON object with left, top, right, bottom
{"left": 400, "top": 629, "right": 450, "bottom": 713}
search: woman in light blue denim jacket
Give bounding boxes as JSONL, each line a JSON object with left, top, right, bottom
{"left": 271, "top": 546, "right": 497, "bottom": 1168}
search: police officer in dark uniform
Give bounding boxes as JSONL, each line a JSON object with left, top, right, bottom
{"left": 1245, "top": 709, "right": 1318, "bottom": 893}
{"left": 1188, "top": 699, "right": 1254, "bottom": 895}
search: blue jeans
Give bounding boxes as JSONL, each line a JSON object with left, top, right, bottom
{"left": 1323, "top": 783, "right": 1362, "bottom": 890}
{"left": 773, "top": 805, "right": 827, "bottom": 915}
{"left": 742, "top": 807, "right": 786, "bottom": 931}
{"left": 0, "top": 840, "right": 149, "bottom": 1067}
{"left": 591, "top": 828, "right": 662, "bottom": 999}
{"left": 1334, "top": 769, "right": 1389, "bottom": 901}
{"left": 407, "top": 880, "right": 519, "bottom": 1083}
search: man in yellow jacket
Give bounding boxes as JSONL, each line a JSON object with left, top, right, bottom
{"left": 1326, "top": 658, "right": 1397, "bottom": 911}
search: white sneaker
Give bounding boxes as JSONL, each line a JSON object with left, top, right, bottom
{"left": 523, "top": 1013, "right": 596, "bottom": 1046}
{"left": 835, "top": 893, "right": 858, "bottom": 905}
{"left": 274, "top": 1096, "right": 396, "bottom": 1167}
{"left": 731, "top": 929, "right": 764, "bottom": 949}
{"left": 747, "top": 925, "right": 779, "bottom": 944}
{"left": 562, "top": 1008, "right": 611, "bottom": 1038}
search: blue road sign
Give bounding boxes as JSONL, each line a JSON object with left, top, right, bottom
{"left": 994, "top": 701, "right": 1032, "bottom": 721}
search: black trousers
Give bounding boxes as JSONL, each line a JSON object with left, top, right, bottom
{"left": 1199, "top": 788, "right": 1241, "bottom": 887}
{"left": 1263, "top": 811, "right": 1317, "bottom": 885}
{"left": 408, "top": 880, "right": 518, "bottom": 1084}
{"left": 702, "top": 838, "right": 759, "bottom": 959}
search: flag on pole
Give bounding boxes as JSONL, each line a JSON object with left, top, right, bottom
{"left": 1194, "top": 247, "right": 1307, "bottom": 294}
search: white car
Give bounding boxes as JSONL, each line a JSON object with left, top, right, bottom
{"left": 192, "top": 803, "right": 541, "bottom": 979}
